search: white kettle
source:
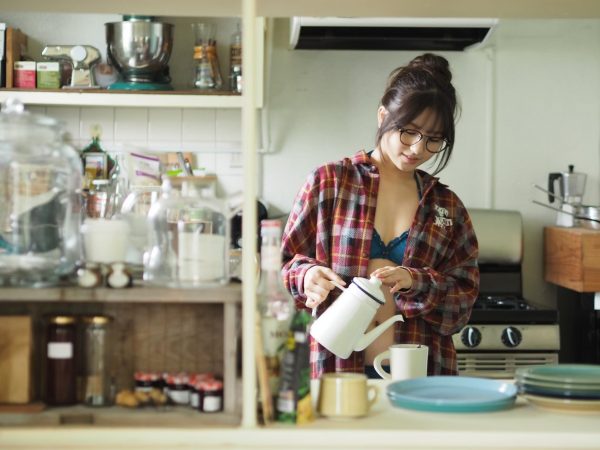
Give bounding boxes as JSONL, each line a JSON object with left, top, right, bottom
{"left": 309, "top": 276, "right": 404, "bottom": 359}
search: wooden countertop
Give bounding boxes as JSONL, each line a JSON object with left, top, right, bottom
{"left": 2, "top": 379, "right": 599, "bottom": 449}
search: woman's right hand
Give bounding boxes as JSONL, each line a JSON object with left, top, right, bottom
{"left": 303, "top": 266, "right": 346, "bottom": 309}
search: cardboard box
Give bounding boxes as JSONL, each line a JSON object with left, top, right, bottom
{"left": 0, "top": 316, "right": 33, "bottom": 404}
{"left": 14, "top": 60, "right": 36, "bottom": 88}
{"left": 36, "top": 61, "right": 60, "bottom": 88}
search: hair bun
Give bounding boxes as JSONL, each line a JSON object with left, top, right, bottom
{"left": 408, "top": 53, "right": 452, "bottom": 83}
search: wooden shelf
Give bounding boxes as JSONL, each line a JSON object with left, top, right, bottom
{"left": 0, "top": 89, "right": 245, "bottom": 109}
{"left": 2, "top": 0, "right": 599, "bottom": 18}
{"left": 0, "top": 404, "right": 240, "bottom": 428}
{"left": 0, "top": 283, "right": 242, "bottom": 304}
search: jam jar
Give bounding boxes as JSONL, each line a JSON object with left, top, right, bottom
{"left": 45, "top": 315, "right": 78, "bottom": 405}
{"left": 166, "top": 373, "right": 190, "bottom": 405}
{"left": 199, "top": 378, "right": 223, "bottom": 413}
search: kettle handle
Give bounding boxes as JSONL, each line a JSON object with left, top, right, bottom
{"left": 330, "top": 280, "right": 346, "bottom": 292}
{"left": 548, "top": 173, "right": 562, "bottom": 204}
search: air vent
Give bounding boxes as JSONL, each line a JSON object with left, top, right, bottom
{"left": 457, "top": 353, "right": 559, "bottom": 378}
{"left": 290, "top": 17, "right": 498, "bottom": 51}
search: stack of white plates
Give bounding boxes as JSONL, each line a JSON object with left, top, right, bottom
{"left": 515, "top": 364, "right": 600, "bottom": 412}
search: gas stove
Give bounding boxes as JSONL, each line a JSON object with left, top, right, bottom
{"left": 453, "top": 209, "right": 560, "bottom": 379}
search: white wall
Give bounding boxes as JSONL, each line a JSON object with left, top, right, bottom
{"left": 261, "top": 18, "right": 600, "bottom": 307}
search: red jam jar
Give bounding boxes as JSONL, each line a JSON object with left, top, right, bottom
{"left": 199, "top": 379, "right": 223, "bottom": 413}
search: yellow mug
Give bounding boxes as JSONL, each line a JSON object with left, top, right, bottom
{"left": 317, "top": 373, "right": 378, "bottom": 418}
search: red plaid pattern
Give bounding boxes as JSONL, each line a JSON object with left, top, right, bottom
{"left": 282, "top": 150, "right": 479, "bottom": 377}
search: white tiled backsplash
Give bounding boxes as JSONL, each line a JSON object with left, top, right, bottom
{"left": 28, "top": 105, "right": 244, "bottom": 197}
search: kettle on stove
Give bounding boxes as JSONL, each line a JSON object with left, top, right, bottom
{"left": 309, "top": 276, "right": 404, "bottom": 359}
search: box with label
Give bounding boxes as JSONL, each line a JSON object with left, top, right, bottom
{"left": 36, "top": 61, "right": 60, "bottom": 89}
{"left": 13, "top": 61, "right": 36, "bottom": 88}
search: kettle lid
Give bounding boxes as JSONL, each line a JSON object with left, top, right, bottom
{"left": 351, "top": 276, "right": 385, "bottom": 305}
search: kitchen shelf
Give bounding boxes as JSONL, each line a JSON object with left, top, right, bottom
{"left": 0, "top": 283, "right": 242, "bottom": 303}
{"left": 0, "top": 89, "right": 245, "bottom": 109}
{"left": 0, "top": 405, "right": 240, "bottom": 428}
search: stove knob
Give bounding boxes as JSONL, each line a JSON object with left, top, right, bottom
{"left": 501, "top": 327, "right": 522, "bottom": 348}
{"left": 461, "top": 327, "right": 482, "bottom": 348}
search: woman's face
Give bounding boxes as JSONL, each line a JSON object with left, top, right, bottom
{"left": 377, "top": 107, "right": 442, "bottom": 172}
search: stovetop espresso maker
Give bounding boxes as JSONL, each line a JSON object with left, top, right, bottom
{"left": 548, "top": 165, "right": 587, "bottom": 227}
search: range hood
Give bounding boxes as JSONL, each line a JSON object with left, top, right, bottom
{"left": 290, "top": 17, "right": 499, "bottom": 51}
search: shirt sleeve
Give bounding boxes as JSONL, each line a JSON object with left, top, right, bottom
{"left": 281, "top": 169, "right": 326, "bottom": 311}
{"left": 395, "top": 202, "right": 479, "bottom": 336}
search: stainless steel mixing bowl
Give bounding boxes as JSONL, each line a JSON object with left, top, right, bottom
{"left": 106, "top": 19, "right": 174, "bottom": 83}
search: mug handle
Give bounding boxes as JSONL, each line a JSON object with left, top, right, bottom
{"left": 367, "top": 385, "right": 379, "bottom": 410}
{"left": 373, "top": 350, "right": 392, "bottom": 379}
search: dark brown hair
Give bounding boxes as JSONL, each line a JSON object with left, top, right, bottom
{"left": 376, "top": 53, "right": 459, "bottom": 175}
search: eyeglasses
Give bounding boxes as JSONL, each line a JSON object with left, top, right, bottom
{"left": 398, "top": 128, "right": 450, "bottom": 154}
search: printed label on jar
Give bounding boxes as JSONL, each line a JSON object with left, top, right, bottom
{"left": 168, "top": 389, "right": 190, "bottom": 405}
{"left": 203, "top": 395, "right": 222, "bottom": 412}
{"left": 48, "top": 342, "right": 73, "bottom": 359}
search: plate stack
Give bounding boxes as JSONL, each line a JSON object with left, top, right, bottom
{"left": 386, "top": 376, "right": 517, "bottom": 413}
{"left": 516, "top": 364, "right": 600, "bottom": 412}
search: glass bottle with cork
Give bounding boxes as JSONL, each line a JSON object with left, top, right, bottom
{"left": 256, "top": 219, "right": 294, "bottom": 413}
{"left": 229, "top": 22, "right": 242, "bottom": 93}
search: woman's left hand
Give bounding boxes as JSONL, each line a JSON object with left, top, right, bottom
{"left": 370, "top": 266, "right": 413, "bottom": 294}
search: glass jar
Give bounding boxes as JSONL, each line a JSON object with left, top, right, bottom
{"left": 144, "top": 177, "right": 240, "bottom": 288}
{"left": 166, "top": 373, "right": 190, "bottom": 405}
{"left": 82, "top": 315, "right": 112, "bottom": 406}
{"left": 120, "top": 185, "right": 161, "bottom": 267}
{"left": 45, "top": 315, "right": 78, "bottom": 406}
{"left": 199, "top": 378, "right": 224, "bottom": 412}
{"left": 0, "top": 99, "right": 83, "bottom": 286}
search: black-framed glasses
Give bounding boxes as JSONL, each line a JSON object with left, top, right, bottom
{"left": 398, "top": 128, "right": 450, "bottom": 154}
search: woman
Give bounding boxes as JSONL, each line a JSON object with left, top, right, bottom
{"left": 281, "top": 53, "right": 479, "bottom": 378}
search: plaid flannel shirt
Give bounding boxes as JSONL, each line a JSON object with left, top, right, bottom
{"left": 281, "top": 150, "right": 479, "bottom": 377}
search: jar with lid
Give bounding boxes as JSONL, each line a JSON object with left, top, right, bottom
{"left": 144, "top": 177, "right": 241, "bottom": 288}
{"left": 0, "top": 99, "right": 83, "bottom": 286}
{"left": 166, "top": 373, "right": 190, "bottom": 405}
{"left": 45, "top": 315, "right": 78, "bottom": 406}
{"left": 82, "top": 315, "right": 112, "bottom": 406}
{"left": 199, "top": 378, "right": 224, "bottom": 412}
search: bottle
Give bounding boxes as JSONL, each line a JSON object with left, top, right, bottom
{"left": 45, "top": 315, "right": 78, "bottom": 406}
{"left": 229, "top": 23, "right": 242, "bottom": 93}
{"left": 257, "top": 219, "right": 294, "bottom": 408}
{"left": 82, "top": 315, "right": 112, "bottom": 406}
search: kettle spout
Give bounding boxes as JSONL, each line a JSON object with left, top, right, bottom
{"left": 354, "top": 314, "right": 404, "bottom": 352}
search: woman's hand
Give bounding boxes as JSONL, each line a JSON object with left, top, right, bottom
{"left": 303, "top": 266, "right": 346, "bottom": 309}
{"left": 370, "top": 266, "right": 413, "bottom": 294}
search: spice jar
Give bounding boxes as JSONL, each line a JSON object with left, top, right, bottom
{"left": 45, "top": 315, "right": 77, "bottom": 405}
{"left": 199, "top": 379, "right": 223, "bottom": 412}
{"left": 82, "top": 315, "right": 112, "bottom": 406}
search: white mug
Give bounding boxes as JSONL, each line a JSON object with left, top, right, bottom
{"left": 373, "top": 344, "right": 428, "bottom": 380}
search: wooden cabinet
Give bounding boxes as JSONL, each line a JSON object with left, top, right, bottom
{"left": 544, "top": 226, "right": 600, "bottom": 365}
{"left": 544, "top": 226, "right": 600, "bottom": 292}
{"left": 0, "top": 285, "right": 242, "bottom": 425}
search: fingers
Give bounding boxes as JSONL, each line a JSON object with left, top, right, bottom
{"left": 321, "top": 267, "right": 346, "bottom": 287}
{"left": 303, "top": 266, "right": 346, "bottom": 309}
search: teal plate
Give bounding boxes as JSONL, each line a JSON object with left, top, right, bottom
{"left": 386, "top": 376, "right": 517, "bottom": 413}
{"left": 515, "top": 364, "right": 600, "bottom": 385}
